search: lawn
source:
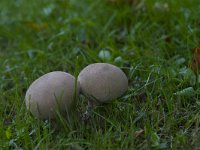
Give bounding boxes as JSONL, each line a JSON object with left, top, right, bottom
{"left": 1, "top": 0, "right": 200, "bottom": 149}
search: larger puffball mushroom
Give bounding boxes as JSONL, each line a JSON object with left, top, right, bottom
{"left": 25, "top": 71, "right": 79, "bottom": 119}
{"left": 78, "top": 63, "right": 128, "bottom": 105}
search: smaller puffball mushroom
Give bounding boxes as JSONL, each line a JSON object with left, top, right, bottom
{"left": 25, "top": 71, "right": 79, "bottom": 119}
{"left": 78, "top": 63, "right": 128, "bottom": 110}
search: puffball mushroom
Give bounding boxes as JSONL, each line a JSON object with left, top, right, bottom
{"left": 78, "top": 63, "right": 128, "bottom": 106}
{"left": 25, "top": 71, "right": 79, "bottom": 119}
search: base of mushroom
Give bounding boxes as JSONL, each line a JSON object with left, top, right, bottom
{"left": 81, "top": 99, "right": 100, "bottom": 121}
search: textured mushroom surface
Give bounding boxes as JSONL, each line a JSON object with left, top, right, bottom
{"left": 78, "top": 63, "right": 128, "bottom": 103}
{"left": 25, "top": 71, "right": 79, "bottom": 119}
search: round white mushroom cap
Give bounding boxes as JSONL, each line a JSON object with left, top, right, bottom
{"left": 25, "top": 71, "right": 79, "bottom": 119}
{"left": 78, "top": 63, "right": 128, "bottom": 104}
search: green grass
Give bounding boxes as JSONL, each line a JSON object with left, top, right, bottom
{"left": 1, "top": 0, "right": 200, "bottom": 149}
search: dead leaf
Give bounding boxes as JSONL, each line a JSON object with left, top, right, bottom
{"left": 134, "top": 129, "right": 144, "bottom": 138}
{"left": 192, "top": 44, "right": 200, "bottom": 53}
{"left": 25, "top": 21, "right": 48, "bottom": 31}
{"left": 190, "top": 44, "right": 200, "bottom": 73}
